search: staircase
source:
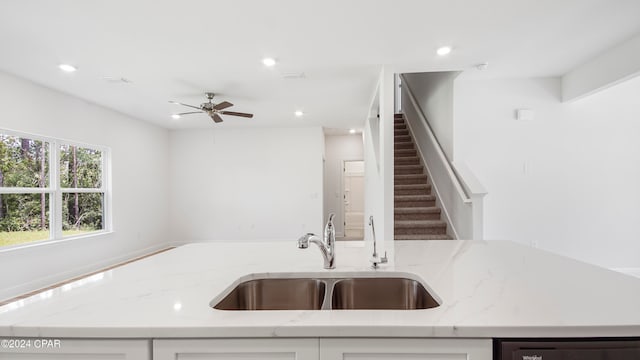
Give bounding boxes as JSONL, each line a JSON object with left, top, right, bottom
{"left": 394, "top": 114, "right": 452, "bottom": 240}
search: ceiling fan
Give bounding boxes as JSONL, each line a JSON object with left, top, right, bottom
{"left": 169, "top": 93, "right": 254, "bottom": 123}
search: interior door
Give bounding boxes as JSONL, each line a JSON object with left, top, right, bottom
{"left": 343, "top": 160, "right": 364, "bottom": 239}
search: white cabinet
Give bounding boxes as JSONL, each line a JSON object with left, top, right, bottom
{"left": 0, "top": 339, "right": 150, "bottom": 359}
{"left": 153, "top": 338, "right": 318, "bottom": 360}
{"left": 153, "top": 338, "right": 492, "bottom": 360}
{"left": 320, "top": 338, "right": 492, "bottom": 360}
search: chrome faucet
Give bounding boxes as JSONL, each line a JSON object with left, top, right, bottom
{"left": 297, "top": 214, "right": 336, "bottom": 269}
{"left": 369, "top": 215, "right": 388, "bottom": 268}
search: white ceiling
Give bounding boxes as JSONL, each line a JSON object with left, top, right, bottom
{"left": 0, "top": 0, "right": 639, "bottom": 129}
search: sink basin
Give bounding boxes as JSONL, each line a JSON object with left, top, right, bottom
{"left": 331, "top": 277, "right": 439, "bottom": 310}
{"left": 211, "top": 273, "right": 440, "bottom": 311}
{"left": 213, "top": 278, "right": 326, "bottom": 310}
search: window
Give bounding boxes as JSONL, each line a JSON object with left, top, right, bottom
{"left": 0, "top": 130, "right": 110, "bottom": 248}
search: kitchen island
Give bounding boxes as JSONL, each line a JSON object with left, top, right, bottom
{"left": 1, "top": 240, "right": 639, "bottom": 358}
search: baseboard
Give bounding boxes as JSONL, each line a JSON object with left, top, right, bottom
{"left": 0, "top": 243, "right": 174, "bottom": 302}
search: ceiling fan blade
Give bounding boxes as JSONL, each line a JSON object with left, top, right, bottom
{"left": 169, "top": 101, "right": 202, "bottom": 110}
{"left": 212, "top": 113, "right": 224, "bottom": 123}
{"left": 220, "top": 111, "right": 254, "bottom": 118}
{"left": 177, "top": 111, "right": 203, "bottom": 115}
{"left": 213, "top": 101, "right": 233, "bottom": 110}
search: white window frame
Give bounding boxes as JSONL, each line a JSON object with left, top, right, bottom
{"left": 0, "top": 129, "right": 112, "bottom": 247}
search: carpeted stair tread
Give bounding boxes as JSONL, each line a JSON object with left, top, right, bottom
{"left": 395, "top": 157, "right": 420, "bottom": 166}
{"left": 394, "top": 164, "right": 423, "bottom": 175}
{"left": 394, "top": 206, "right": 440, "bottom": 214}
{"left": 394, "top": 134, "right": 411, "bottom": 142}
{"left": 394, "top": 206, "right": 441, "bottom": 220}
{"left": 395, "top": 174, "right": 428, "bottom": 185}
{"left": 395, "top": 194, "right": 435, "bottom": 201}
{"left": 394, "top": 220, "right": 447, "bottom": 235}
{"left": 394, "top": 143, "right": 414, "bottom": 150}
{"left": 395, "top": 174, "right": 428, "bottom": 180}
{"left": 395, "top": 186, "right": 431, "bottom": 195}
{"left": 395, "top": 184, "right": 431, "bottom": 190}
{"left": 393, "top": 112, "right": 451, "bottom": 239}
{"left": 395, "top": 198, "right": 435, "bottom": 206}
{"left": 395, "top": 234, "right": 454, "bottom": 240}
{"left": 394, "top": 195, "right": 436, "bottom": 208}
{"left": 395, "top": 219, "right": 446, "bottom": 226}
{"left": 395, "top": 164, "right": 422, "bottom": 169}
{"left": 395, "top": 149, "right": 417, "bottom": 157}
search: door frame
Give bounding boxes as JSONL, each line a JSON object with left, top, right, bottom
{"left": 341, "top": 159, "right": 365, "bottom": 239}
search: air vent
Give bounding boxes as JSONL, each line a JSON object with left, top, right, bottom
{"left": 282, "top": 72, "right": 306, "bottom": 79}
{"left": 102, "top": 76, "right": 133, "bottom": 84}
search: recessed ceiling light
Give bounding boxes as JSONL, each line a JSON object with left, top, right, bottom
{"left": 349, "top": 129, "right": 356, "bottom": 134}
{"left": 436, "top": 46, "right": 452, "bottom": 56}
{"left": 262, "top": 58, "right": 277, "bottom": 67}
{"left": 58, "top": 64, "right": 77, "bottom": 72}
{"left": 171, "top": 114, "right": 181, "bottom": 120}
{"left": 294, "top": 110, "right": 304, "bottom": 117}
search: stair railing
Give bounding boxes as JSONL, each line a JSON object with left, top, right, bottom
{"left": 399, "top": 74, "right": 487, "bottom": 240}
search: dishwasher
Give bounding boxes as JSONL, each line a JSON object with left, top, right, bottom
{"left": 494, "top": 338, "right": 640, "bottom": 360}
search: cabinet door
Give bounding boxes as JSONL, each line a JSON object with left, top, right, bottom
{"left": 0, "top": 339, "right": 150, "bottom": 359}
{"left": 153, "top": 338, "right": 318, "bottom": 360}
{"left": 320, "top": 338, "right": 492, "bottom": 360}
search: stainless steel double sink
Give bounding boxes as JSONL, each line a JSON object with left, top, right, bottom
{"left": 211, "top": 273, "right": 440, "bottom": 310}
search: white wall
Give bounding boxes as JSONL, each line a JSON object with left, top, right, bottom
{"left": 454, "top": 76, "right": 640, "bottom": 268}
{"left": 562, "top": 32, "right": 640, "bottom": 102}
{"left": 363, "top": 66, "right": 394, "bottom": 260}
{"left": 0, "top": 71, "right": 170, "bottom": 300}
{"left": 402, "top": 71, "right": 460, "bottom": 161}
{"left": 323, "top": 134, "right": 364, "bottom": 237}
{"left": 169, "top": 127, "right": 324, "bottom": 242}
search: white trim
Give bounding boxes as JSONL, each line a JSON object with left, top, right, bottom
{"left": 342, "top": 159, "right": 365, "bottom": 239}
{"left": 0, "top": 128, "right": 112, "bottom": 247}
{"left": 401, "top": 78, "right": 471, "bottom": 203}
{"left": 0, "top": 127, "right": 109, "bottom": 152}
{"left": 0, "top": 187, "right": 52, "bottom": 194}
{"left": 61, "top": 188, "right": 104, "bottom": 193}
{"left": 51, "top": 140, "right": 62, "bottom": 239}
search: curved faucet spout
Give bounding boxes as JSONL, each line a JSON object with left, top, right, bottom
{"left": 297, "top": 214, "right": 336, "bottom": 269}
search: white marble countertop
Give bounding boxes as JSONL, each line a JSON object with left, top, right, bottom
{"left": 1, "top": 240, "right": 640, "bottom": 338}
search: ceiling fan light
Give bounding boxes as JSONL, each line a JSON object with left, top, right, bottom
{"left": 171, "top": 114, "right": 181, "bottom": 119}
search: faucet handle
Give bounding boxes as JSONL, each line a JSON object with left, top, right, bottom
{"left": 327, "top": 213, "right": 335, "bottom": 224}
{"left": 371, "top": 251, "right": 388, "bottom": 268}
{"left": 297, "top": 233, "right": 315, "bottom": 249}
